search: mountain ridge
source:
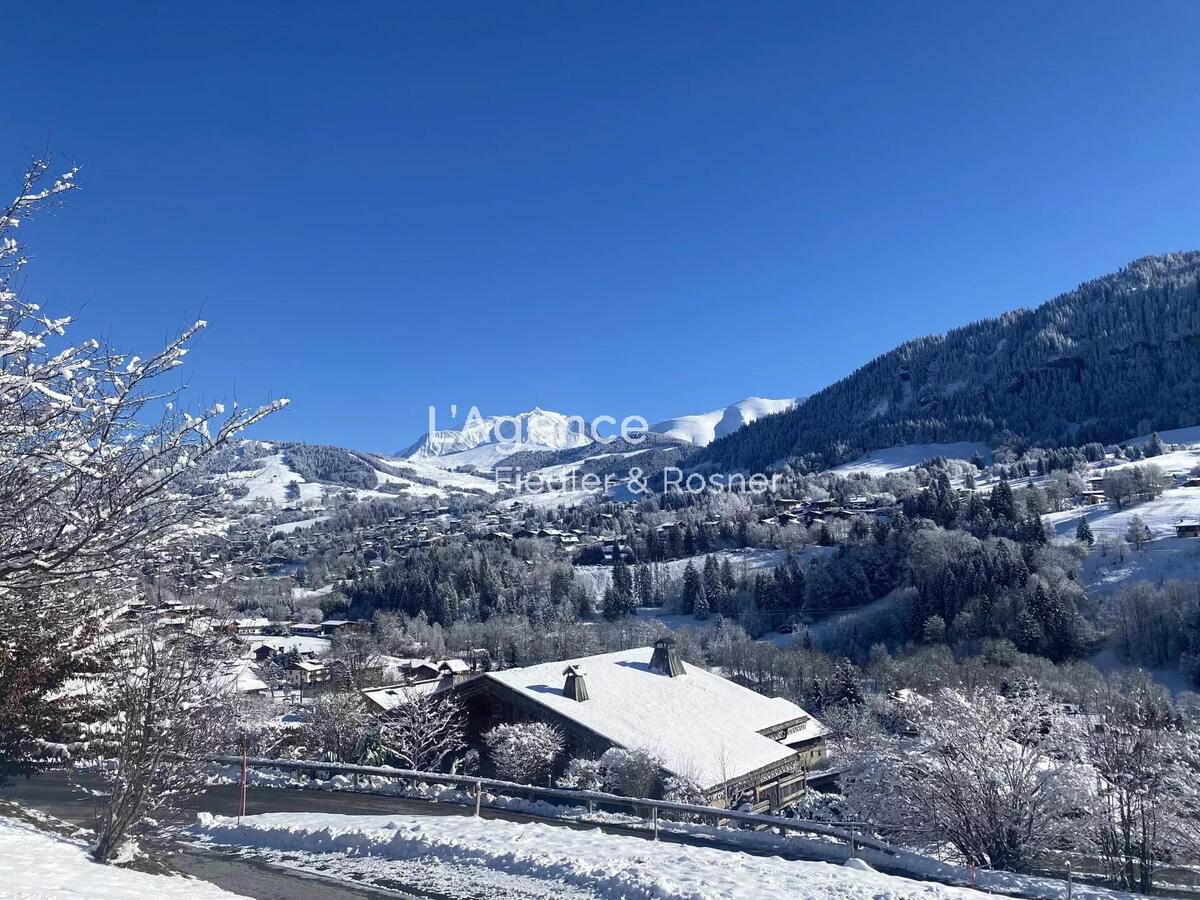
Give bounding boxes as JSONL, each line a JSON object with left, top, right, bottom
{"left": 695, "top": 250, "right": 1200, "bottom": 473}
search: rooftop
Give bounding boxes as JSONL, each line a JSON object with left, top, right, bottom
{"left": 485, "top": 646, "right": 825, "bottom": 789}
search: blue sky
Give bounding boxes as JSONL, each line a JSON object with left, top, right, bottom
{"left": 8, "top": 1, "right": 1200, "bottom": 452}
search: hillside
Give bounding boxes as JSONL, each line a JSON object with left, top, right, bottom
{"left": 698, "top": 252, "right": 1200, "bottom": 472}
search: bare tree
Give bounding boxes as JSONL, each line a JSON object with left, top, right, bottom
{"left": 302, "top": 690, "right": 371, "bottom": 762}
{"left": 841, "top": 688, "right": 1083, "bottom": 871}
{"left": 328, "top": 629, "right": 385, "bottom": 690}
{"left": 91, "top": 626, "right": 230, "bottom": 861}
{"left": 378, "top": 693, "right": 465, "bottom": 772}
{"left": 1085, "top": 674, "right": 1189, "bottom": 893}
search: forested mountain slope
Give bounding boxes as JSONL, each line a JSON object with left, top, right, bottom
{"left": 698, "top": 251, "right": 1200, "bottom": 472}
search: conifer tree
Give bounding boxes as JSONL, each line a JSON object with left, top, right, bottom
{"left": 1076, "top": 517, "right": 1095, "bottom": 546}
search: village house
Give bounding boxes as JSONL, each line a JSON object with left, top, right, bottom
{"left": 287, "top": 622, "right": 325, "bottom": 637}
{"left": 453, "top": 638, "right": 827, "bottom": 811}
{"left": 285, "top": 658, "right": 331, "bottom": 686}
{"left": 1175, "top": 520, "right": 1200, "bottom": 538}
{"left": 361, "top": 658, "right": 475, "bottom": 713}
{"left": 319, "top": 619, "right": 360, "bottom": 635}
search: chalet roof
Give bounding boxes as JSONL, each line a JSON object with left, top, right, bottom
{"left": 287, "top": 659, "right": 327, "bottom": 672}
{"left": 484, "top": 646, "right": 824, "bottom": 790}
{"left": 362, "top": 679, "right": 443, "bottom": 710}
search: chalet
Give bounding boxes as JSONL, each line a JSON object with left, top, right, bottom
{"left": 288, "top": 623, "right": 325, "bottom": 637}
{"left": 362, "top": 678, "right": 444, "bottom": 713}
{"left": 1175, "top": 521, "right": 1200, "bottom": 538}
{"left": 1081, "top": 491, "right": 1107, "bottom": 506}
{"left": 454, "top": 638, "right": 827, "bottom": 811}
{"left": 285, "top": 659, "right": 331, "bottom": 686}
{"left": 215, "top": 617, "right": 271, "bottom": 636}
{"left": 319, "top": 619, "right": 360, "bottom": 635}
{"left": 361, "top": 660, "right": 471, "bottom": 713}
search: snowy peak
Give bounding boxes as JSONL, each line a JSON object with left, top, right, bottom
{"left": 402, "top": 407, "right": 594, "bottom": 468}
{"left": 398, "top": 396, "right": 799, "bottom": 469}
{"left": 650, "top": 397, "right": 800, "bottom": 447}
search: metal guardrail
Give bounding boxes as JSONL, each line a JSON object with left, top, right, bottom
{"left": 202, "top": 754, "right": 900, "bottom": 856}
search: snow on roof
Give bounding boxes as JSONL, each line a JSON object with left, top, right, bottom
{"left": 485, "top": 646, "right": 821, "bottom": 789}
{"left": 362, "top": 680, "right": 443, "bottom": 710}
{"left": 209, "top": 662, "right": 268, "bottom": 694}
{"left": 288, "top": 659, "right": 327, "bottom": 672}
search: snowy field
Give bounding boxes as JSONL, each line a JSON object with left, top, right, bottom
{"left": 830, "top": 442, "right": 992, "bottom": 476}
{"left": 0, "top": 815, "right": 243, "bottom": 899}
{"left": 1045, "top": 487, "right": 1200, "bottom": 593}
{"left": 228, "top": 453, "right": 326, "bottom": 507}
{"left": 269, "top": 515, "right": 332, "bottom": 535}
{"left": 189, "top": 811, "right": 995, "bottom": 900}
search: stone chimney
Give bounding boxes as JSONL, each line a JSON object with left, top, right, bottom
{"left": 649, "top": 637, "right": 685, "bottom": 677}
{"left": 562, "top": 664, "right": 589, "bottom": 702}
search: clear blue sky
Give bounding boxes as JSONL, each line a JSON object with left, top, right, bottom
{"left": 8, "top": 1, "right": 1200, "bottom": 452}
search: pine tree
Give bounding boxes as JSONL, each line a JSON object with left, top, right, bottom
{"left": 1075, "top": 517, "right": 1094, "bottom": 546}
{"left": 681, "top": 561, "right": 703, "bottom": 615}
{"left": 989, "top": 478, "right": 1018, "bottom": 523}
{"left": 635, "top": 563, "right": 653, "bottom": 607}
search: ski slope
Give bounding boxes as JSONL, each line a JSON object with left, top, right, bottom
{"left": 830, "top": 442, "right": 992, "bottom": 476}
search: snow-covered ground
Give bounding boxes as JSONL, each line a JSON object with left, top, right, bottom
{"left": 1047, "top": 486, "right": 1200, "bottom": 544}
{"left": 0, "top": 815, "right": 243, "bottom": 899}
{"left": 1125, "top": 425, "right": 1200, "bottom": 447}
{"left": 228, "top": 453, "right": 326, "bottom": 507}
{"left": 270, "top": 515, "right": 331, "bottom": 535}
{"left": 190, "top": 811, "right": 995, "bottom": 900}
{"left": 830, "top": 443, "right": 992, "bottom": 476}
{"left": 1045, "top": 487, "right": 1200, "bottom": 593}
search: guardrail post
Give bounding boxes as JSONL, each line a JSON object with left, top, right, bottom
{"left": 652, "top": 806, "right": 659, "bottom": 840}
{"left": 475, "top": 779, "right": 482, "bottom": 817}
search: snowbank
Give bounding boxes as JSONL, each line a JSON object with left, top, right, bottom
{"left": 0, "top": 815, "right": 243, "bottom": 899}
{"left": 191, "top": 811, "right": 989, "bottom": 899}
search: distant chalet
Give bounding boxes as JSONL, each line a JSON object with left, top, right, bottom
{"left": 454, "top": 638, "right": 827, "bottom": 809}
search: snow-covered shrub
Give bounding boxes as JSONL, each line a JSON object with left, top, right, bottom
{"left": 661, "top": 774, "right": 706, "bottom": 806}
{"left": 557, "top": 757, "right": 604, "bottom": 791}
{"left": 483, "top": 722, "right": 564, "bottom": 785}
{"left": 599, "top": 747, "right": 663, "bottom": 798}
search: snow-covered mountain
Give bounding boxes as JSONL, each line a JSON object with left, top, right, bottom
{"left": 399, "top": 398, "right": 799, "bottom": 469}
{"left": 401, "top": 407, "right": 594, "bottom": 470}
{"left": 649, "top": 397, "right": 801, "bottom": 447}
